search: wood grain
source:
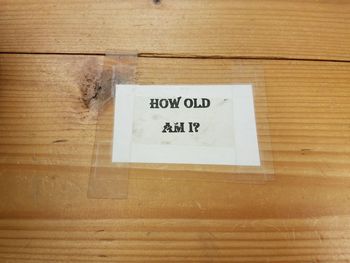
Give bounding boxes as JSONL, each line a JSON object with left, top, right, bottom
{"left": 1, "top": 217, "right": 350, "bottom": 262}
{"left": 0, "top": 0, "right": 349, "bottom": 61}
{"left": 1, "top": 54, "right": 350, "bottom": 261}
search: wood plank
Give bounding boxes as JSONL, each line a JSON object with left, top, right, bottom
{"left": 1, "top": 54, "right": 350, "bottom": 261}
{"left": 0, "top": 0, "right": 349, "bottom": 60}
{"left": 1, "top": 218, "right": 350, "bottom": 262}
{"left": 1, "top": 54, "right": 350, "bottom": 219}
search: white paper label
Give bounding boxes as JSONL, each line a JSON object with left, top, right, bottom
{"left": 112, "top": 84, "right": 260, "bottom": 166}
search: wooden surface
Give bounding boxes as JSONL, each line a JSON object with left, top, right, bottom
{"left": 1, "top": 0, "right": 350, "bottom": 262}
{"left": 1, "top": 55, "right": 350, "bottom": 261}
{"left": 0, "top": 0, "right": 350, "bottom": 60}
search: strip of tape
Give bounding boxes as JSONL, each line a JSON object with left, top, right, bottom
{"left": 87, "top": 53, "right": 137, "bottom": 199}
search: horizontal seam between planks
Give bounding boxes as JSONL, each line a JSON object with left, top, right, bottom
{"left": 0, "top": 52, "right": 350, "bottom": 64}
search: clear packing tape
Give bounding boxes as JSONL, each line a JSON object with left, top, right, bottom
{"left": 88, "top": 53, "right": 275, "bottom": 199}
{"left": 87, "top": 53, "right": 136, "bottom": 199}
